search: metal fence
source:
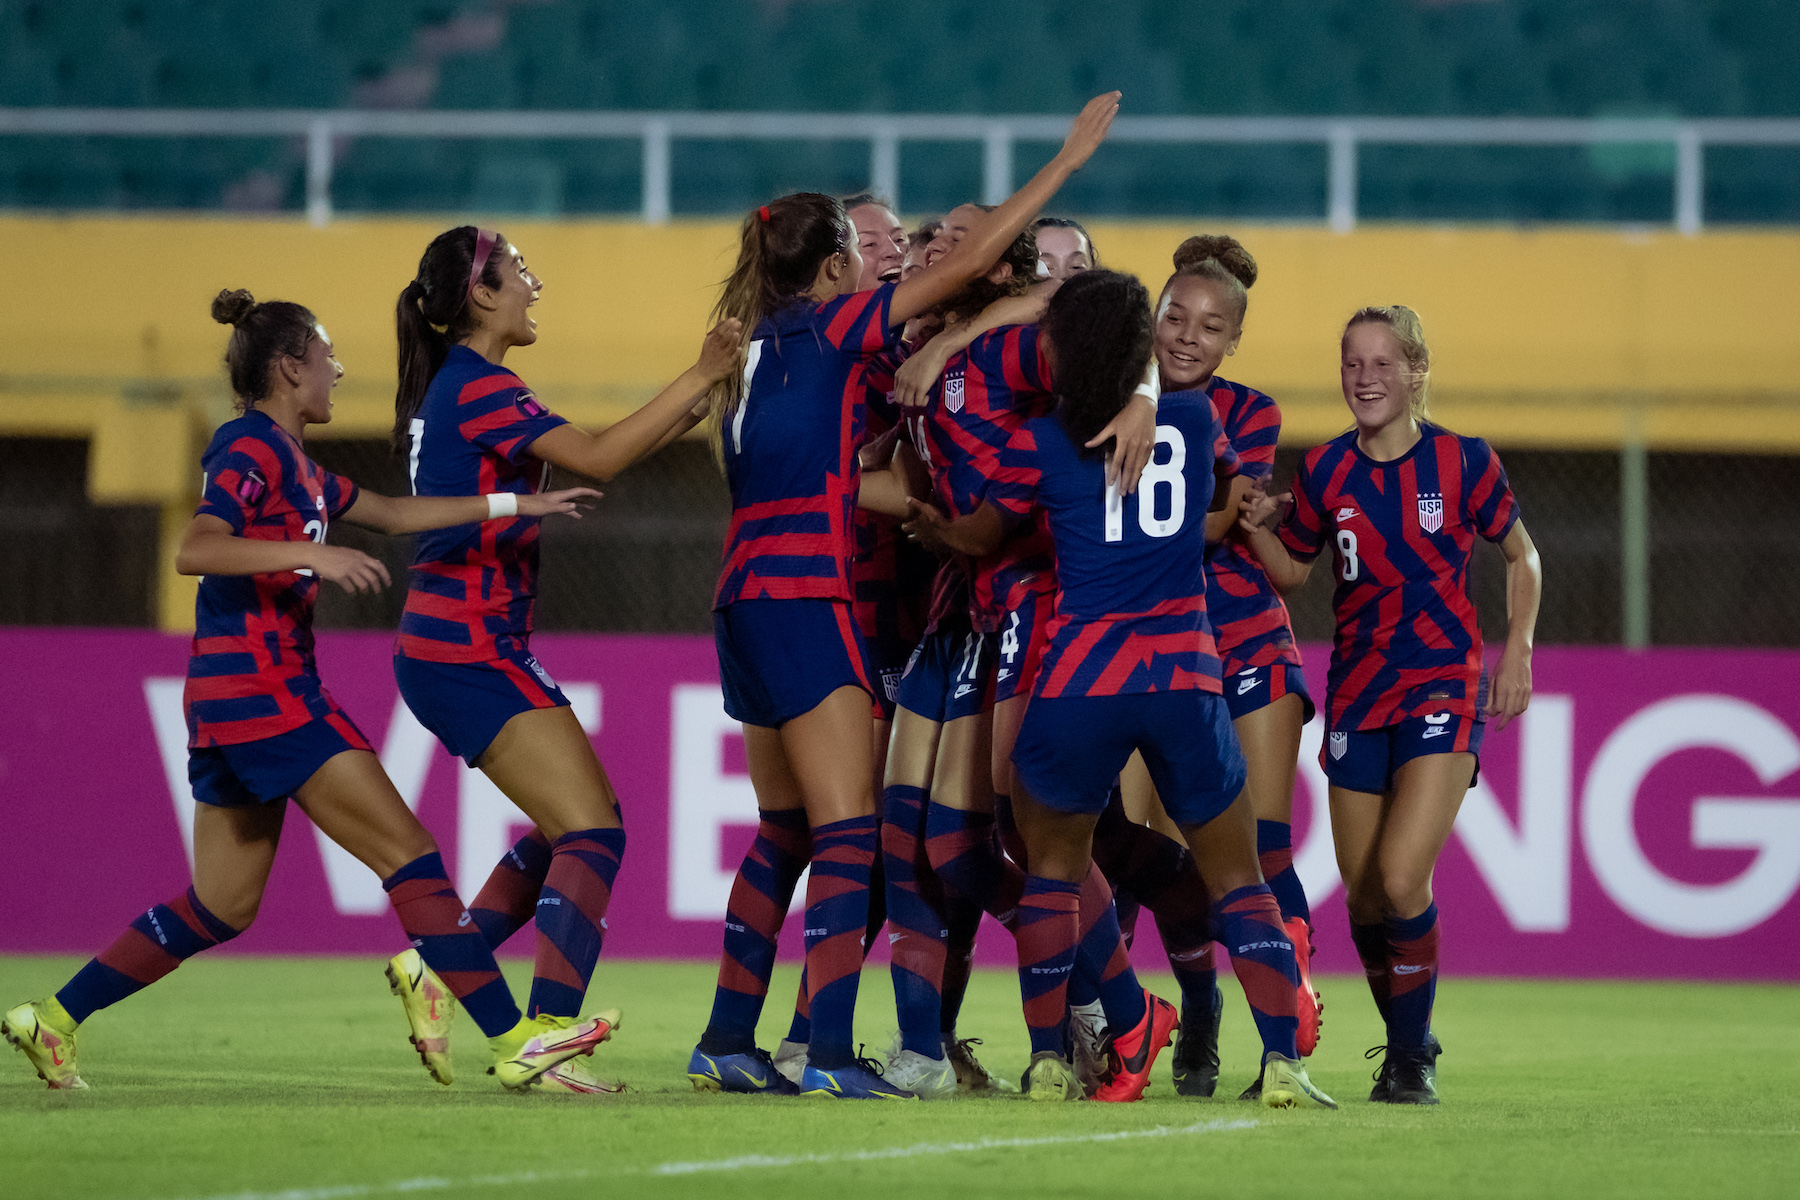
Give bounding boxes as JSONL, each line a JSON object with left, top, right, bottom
{"left": 7, "top": 108, "right": 1800, "bottom": 230}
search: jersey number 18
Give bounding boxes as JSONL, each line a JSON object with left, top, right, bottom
{"left": 1104, "top": 425, "right": 1187, "bottom": 542}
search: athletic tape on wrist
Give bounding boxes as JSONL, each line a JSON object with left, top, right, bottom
{"left": 486, "top": 492, "right": 518, "bottom": 520}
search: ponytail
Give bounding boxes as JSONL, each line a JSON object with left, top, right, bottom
{"left": 392, "top": 226, "right": 507, "bottom": 452}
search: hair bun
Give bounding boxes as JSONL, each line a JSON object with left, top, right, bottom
{"left": 211, "top": 288, "right": 256, "bottom": 326}
{"left": 1172, "top": 235, "right": 1257, "bottom": 289}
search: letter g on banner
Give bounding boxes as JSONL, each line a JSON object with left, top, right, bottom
{"left": 1583, "top": 696, "right": 1800, "bottom": 938}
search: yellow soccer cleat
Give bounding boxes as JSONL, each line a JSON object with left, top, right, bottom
{"left": 535, "top": 1053, "right": 628, "bottom": 1095}
{"left": 492, "top": 1010, "right": 621, "bottom": 1092}
{"left": 3, "top": 1000, "right": 88, "bottom": 1091}
{"left": 385, "top": 949, "right": 457, "bottom": 1086}
{"left": 1022, "top": 1051, "right": 1082, "bottom": 1102}
{"left": 1260, "top": 1053, "right": 1338, "bottom": 1110}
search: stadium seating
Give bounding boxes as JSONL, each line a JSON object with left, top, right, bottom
{"left": 0, "top": 0, "right": 1796, "bottom": 217}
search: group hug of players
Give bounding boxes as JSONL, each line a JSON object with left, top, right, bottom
{"left": 4, "top": 93, "right": 1541, "bottom": 1107}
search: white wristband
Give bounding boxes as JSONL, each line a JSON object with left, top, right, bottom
{"left": 1133, "top": 359, "right": 1160, "bottom": 408}
{"left": 485, "top": 492, "right": 518, "bottom": 520}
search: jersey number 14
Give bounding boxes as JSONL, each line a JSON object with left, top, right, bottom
{"left": 1104, "top": 425, "right": 1186, "bottom": 542}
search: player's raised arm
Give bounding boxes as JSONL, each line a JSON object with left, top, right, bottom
{"left": 887, "top": 92, "right": 1120, "bottom": 327}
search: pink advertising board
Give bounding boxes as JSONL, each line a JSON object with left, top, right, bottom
{"left": 1, "top": 628, "right": 1796, "bottom": 980}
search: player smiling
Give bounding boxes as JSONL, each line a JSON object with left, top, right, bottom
{"left": 1238, "top": 305, "right": 1542, "bottom": 1105}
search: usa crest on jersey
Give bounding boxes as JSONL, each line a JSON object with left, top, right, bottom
{"left": 1417, "top": 492, "right": 1444, "bottom": 533}
{"left": 944, "top": 371, "right": 965, "bottom": 414}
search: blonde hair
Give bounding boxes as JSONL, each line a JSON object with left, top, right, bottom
{"left": 1343, "top": 304, "right": 1431, "bottom": 419}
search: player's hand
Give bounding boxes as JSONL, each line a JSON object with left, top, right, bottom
{"left": 1056, "top": 92, "right": 1121, "bottom": 172}
{"left": 902, "top": 497, "right": 952, "bottom": 554}
{"left": 1089, "top": 393, "right": 1155, "bottom": 495}
{"left": 518, "top": 487, "right": 603, "bottom": 519}
{"left": 310, "top": 545, "right": 391, "bottom": 595}
{"left": 1486, "top": 643, "right": 1533, "bottom": 733}
{"left": 1238, "top": 479, "right": 1287, "bottom": 534}
{"left": 895, "top": 337, "right": 955, "bottom": 408}
{"left": 695, "top": 318, "right": 745, "bottom": 384}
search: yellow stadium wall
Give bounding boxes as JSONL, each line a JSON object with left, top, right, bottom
{"left": 3, "top": 215, "right": 1797, "bottom": 627}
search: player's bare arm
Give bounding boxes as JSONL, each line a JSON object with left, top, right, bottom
{"left": 174, "top": 513, "right": 391, "bottom": 595}
{"left": 342, "top": 487, "right": 601, "bottom": 535}
{"left": 1236, "top": 480, "right": 1312, "bottom": 593}
{"left": 1486, "top": 519, "right": 1542, "bottom": 733}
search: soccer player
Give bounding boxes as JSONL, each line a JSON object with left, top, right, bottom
{"left": 689, "top": 92, "right": 1121, "bottom": 1100}
{"left": 2, "top": 291, "right": 611, "bottom": 1093}
{"left": 908, "top": 270, "right": 1335, "bottom": 1109}
{"left": 1238, "top": 305, "right": 1542, "bottom": 1105}
{"left": 391, "top": 227, "right": 743, "bottom": 1093}
{"left": 1033, "top": 216, "right": 1097, "bottom": 281}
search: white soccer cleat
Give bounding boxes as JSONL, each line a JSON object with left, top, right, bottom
{"left": 773, "top": 1038, "right": 808, "bottom": 1087}
{"left": 1069, "top": 1000, "right": 1110, "bottom": 1095}
{"left": 882, "top": 1047, "right": 959, "bottom": 1100}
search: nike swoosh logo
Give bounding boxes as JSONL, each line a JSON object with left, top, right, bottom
{"left": 736, "top": 1065, "right": 769, "bottom": 1086}
{"left": 1237, "top": 678, "right": 1262, "bottom": 695}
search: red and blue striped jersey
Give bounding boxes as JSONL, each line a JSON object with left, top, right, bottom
{"left": 1202, "top": 377, "right": 1303, "bottom": 675}
{"left": 907, "top": 324, "right": 1057, "bottom": 633}
{"left": 989, "top": 390, "right": 1240, "bottom": 699}
{"left": 1277, "top": 422, "right": 1519, "bottom": 731}
{"left": 854, "top": 398, "right": 937, "bottom": 651}
{"left": 716, "top": 283, "right": 899, "bottom": 608}
{"left": 398, "top": 345, "right": 568, "bottom": 663}
{"left": 184, "top": 410, "right": 360, "bottom": 748}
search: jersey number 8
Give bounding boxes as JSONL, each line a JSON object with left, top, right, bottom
{"left": 1104, "top": 425, "right": 1187, "bottom": 542}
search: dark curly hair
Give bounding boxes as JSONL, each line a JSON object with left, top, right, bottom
{"left": 934, "top": 205, "right": 1038, "bottom": 322}
{"left": 1042, "top": 270, "right": 1153, "bottom": 458}
{"left": 211, "top": 288, "right": 318, "bottom": 413}
{"left": 1165, "top": 233, "right": 1256, "bottom": 323}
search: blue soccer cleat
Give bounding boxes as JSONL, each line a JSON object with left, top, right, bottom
{"left": 688, "top": 1045, "right": 799, "bottom": 1095}
{"left": 799, "top": 1055, "right": 918, "bottom": 1100}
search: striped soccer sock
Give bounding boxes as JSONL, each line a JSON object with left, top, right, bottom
{"left": 702, "top": 808, "right": 810, "bottom": 1055}
{"left": 1350, "top": 918, "right": 1395, "bottom": 1030}
{"left": 526, "top": 827, "right": 626, "bottom": 1020}
{"left": 56, "top": 886, "right": 240, "bottom": 1024}
{"left": 1158, "top": 916, "right": 1218, "bottom": 1016}
{"left": 1014, "top": 876, "right": 1081, "bottom": 1057}
{"left": 1213, "top": 884, "right": 1299, "bottom": 1061}
{"left": 384, "top": 852, "right": 522, "bottom": 1038}
{"left": 467, "top": 829, "right": 553, "bottom": 950}
{"left": 1384, "top": 904, "right": 1440, "bottom": 1050}
{"left": 1256, "top": 820, "right": 1312, "bottom": 925}
{"left": 1075, "top": 865, "right": 1146, "bottom": 1034}
{"left": 802, "top": 815, "right": 878, "bottom": 1070}
{"left": 883, "top": 785, "right": 950, "bottom": 1058}
{"left": 924, "top": 802, "right": 1023, "bottom": 925}
{"left": 939, "top": 894, "right": 983, "bottom": 1034}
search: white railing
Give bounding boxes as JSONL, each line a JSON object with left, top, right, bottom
{"left": 5, "top": 108, "right": 1800, "bottom": 231}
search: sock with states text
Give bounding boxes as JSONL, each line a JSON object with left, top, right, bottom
{"left": 703, "top": 809, "right": 810, "bottom": 1055}
{"left": 1384, "top": 904, "right": 1440, "bottom": 1050}
{"left": 802, "top": 815, "right": 878, "bottom": 1070}
{"left": 384, "top": 852, "right": 522, "bottom": 1038}
{"left": 883, "top": 785, "right": 949, "bottom": 1058}
{"left": 1256, "top": 820, "right": 1311, "bottom": 925}
{"left": 1349, "top": 919, "right": 1394, "bottom": 1030}
{"left": 1213, "top": 884, "right": 1299, "bottom": 1061}
{"left": 56, "top": 887, "right": 240, "bottom": 1024}
{"left": 1015, "top": 876, "right": 1080, "bottom": 1056}
{"left": 527, "top": 827, "right": 626, "bottom": 1020}
{"left": 468, "top": 829, "right": 552, "bottom": 950}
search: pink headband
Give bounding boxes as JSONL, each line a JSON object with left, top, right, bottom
{"left": 467, "top": 228, "right": 499, "bottom": 300}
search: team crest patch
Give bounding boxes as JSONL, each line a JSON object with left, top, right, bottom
{"left": 1329, "top": 731, "right": 1348, "bottom": 759}
{"left": 237, "top": 469, "right": 268, "bottom": 506}
{"left": 515, "top": 390, "right": 548, "bottom": 419}
{"left": 1417, "top": 492, "right": 1443, "bottom": 533}
{"left": 944, "top": 372, "right": 965, "bottom": 414}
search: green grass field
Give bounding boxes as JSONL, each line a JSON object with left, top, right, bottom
{"left": 1, "top": 955, "right": 1794, "bottom": 1200}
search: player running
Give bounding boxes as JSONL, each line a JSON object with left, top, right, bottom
{"left": 1238, "top": 305, "right": 1542, "bottom": 1105}
{"left": 908, "top": 270, "right": 1336, "bottom": 1109}
{"left": 688, "top": 92, "right": 1121, "bottom": 1101}
{"left": 3, "top": 291, "right": 608, "bottom": 1093}
{"left": 390, "top": 227, "right": 742, "bottom": 1093}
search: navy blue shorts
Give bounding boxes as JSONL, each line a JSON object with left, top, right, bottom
{"left": 1012, "top": 690, "right": 1247, "bottom": 827}
{"left": 395, "top": 637, "right": 569, "bottom": 766}
{"left": 863, "top": 625, "right": 916, "bottom": 722}
{"left": 1223, "top": 662, "right": 1316, "bottom": 724}
{"left": 715, "top": 599, "right": 874, "bottom": 729}
{"left": 1321, "top": 712, "right": 1485, "bottom": 794}
{"left": 189, "top": 711, "right": 372, "bottom": 808}
{"left": 896, "top": 623, "right": 994, "bottom": 724}
{"left": 994, "top": 587, "right": 1052, "bottom": 705}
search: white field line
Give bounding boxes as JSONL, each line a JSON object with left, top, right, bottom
{"left": 181, "top": 1118, "right": 1258, "bottom": 1200}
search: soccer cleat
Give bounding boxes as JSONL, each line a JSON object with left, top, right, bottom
{"left": 945, "top": 1033, "right": 1017, "bottom": 1094}
{"left": 883, "top": 1048, "right": 958, "bottom": 1100}
{"left": 384, "top": 949, "right": 456, "bottom": 1086}
{"left": 2, "top": 1001, "right": 87, "bottom": 1091}
{"left": 1237, "top": 1073, "right": 1263, "bottom": 1102}
{"left": 1287, "top": 917, "right": 1323, "bottom": 1057}
{"left": 772, "top": 1038, "right": 808, "bottom": 1087}
{"left": 687, "top": 1046, "right": 799, "bottom": 1095}
{"left": 1170, "top": 982, "right": 1223, "bottom": 1097}
{"left": 1069, "top": 999, "right": 1111, "bottom": 1095}
{"left": 1022, "top": 1051, "right": 1082, "bottom": 1101}
{"left": 1091, "top": 990, "right": 1179, "bottom": 1103}
{"left": 799, "top": 1052, "right": 918, "bottom": 1099}
{"left": 1260, "top": 1053, "right": 1338, "bottom": 1110}
{"left": 1386, "top": 1038, "right": 1442, "bottom": 1106}
{"left": 1369, "top": 1033, "right": 1441, "bottom": 1103}
{"left": 492, "top": 1010, "right": 620, "bottom": 1092}
{"left": 536, "top": 1053, "right": 628, "bottom": 1095}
